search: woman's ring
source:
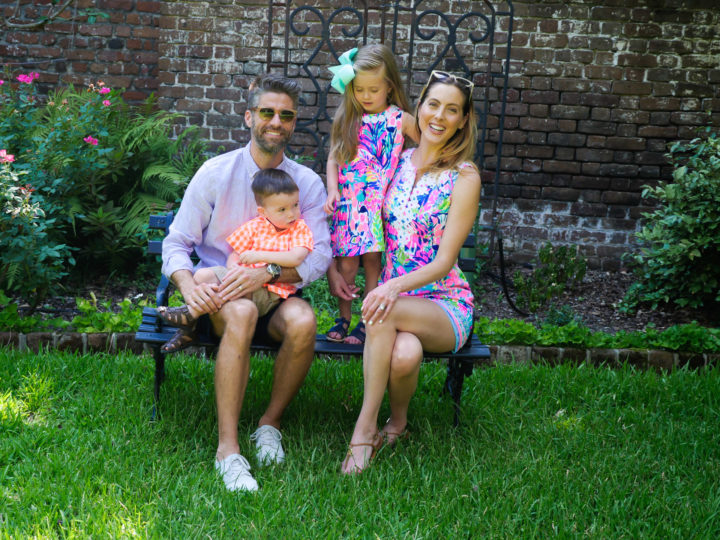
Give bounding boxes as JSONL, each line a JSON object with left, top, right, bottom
{"left": 379, "top": 304, "right": 386, "bottom": 310}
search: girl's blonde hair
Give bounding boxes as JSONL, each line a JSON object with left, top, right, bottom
{"left": 330, "top": 44, "right": 411, "bottom": 165}
{"left": 415, "top": 76, "right": 478, "bottom": 176}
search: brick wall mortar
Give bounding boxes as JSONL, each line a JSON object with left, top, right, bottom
{"left": 1, "top": 0, "right": 719, "bottom": 269}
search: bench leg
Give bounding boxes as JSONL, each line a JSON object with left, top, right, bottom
{"left": 151, "top": 346, "right": 166, "bottom": 421}
{"left": 443, "top": 358, "right": 475, "bottom": 427}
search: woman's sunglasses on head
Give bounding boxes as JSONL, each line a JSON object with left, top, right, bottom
{"left": 428, "top": 70, "right": 474, "bottom": 92}
{"left": 252, "top": 107, "right": 297, "bottom": 122}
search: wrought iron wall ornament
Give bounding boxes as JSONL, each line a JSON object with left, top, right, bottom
{"left": 266, "top": 0, "right": 519, "bottom": 310}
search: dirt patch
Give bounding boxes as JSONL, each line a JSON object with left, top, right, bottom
{"left": 475, "top": 268, "right": 715, "bottom": 333}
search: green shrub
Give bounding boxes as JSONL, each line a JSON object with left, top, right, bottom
{"left": 623, "top": 127, "right": 720, "bottom": 310}
{"left": 0, "top": 73, "right": 209, "bottom": 295}
{"left": 512, "top": 243, "right": 587, "bottom": 312}
{"left": 0, "top": 155, "right": 74, "bottom": 302}
{"left": 474, "top": 316, "right": 720, "bottom": 353}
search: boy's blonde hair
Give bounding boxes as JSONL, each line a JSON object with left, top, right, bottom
{"left": 414, "top": 76, "right": 478, "bottom": 176}
{"left": 329, "top": 44, "right": 411, "bottom": 165}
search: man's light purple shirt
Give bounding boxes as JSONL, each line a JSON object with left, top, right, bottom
{"left": 162, "top": 144, "right": 332, "bottom": 288}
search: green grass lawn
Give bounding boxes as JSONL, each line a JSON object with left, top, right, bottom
{"left": 2, "top": 348, "right": 720, "bottom": 538}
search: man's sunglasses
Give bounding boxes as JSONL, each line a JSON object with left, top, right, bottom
{"left": 251, "top": 107, "right": 297, "bottom": 122}
{"left": 428, "top": 70, "right": 474, "bottom": 92}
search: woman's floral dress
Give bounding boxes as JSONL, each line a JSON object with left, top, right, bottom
{"left": 381, "top": 148, "right": 475, "bottom": 352}
{"left": 330, "top": 105, "right": 404, "bottom": 257}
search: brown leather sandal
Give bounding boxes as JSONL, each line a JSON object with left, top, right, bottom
{"left": 379, "top": 423, "right": 409, "bottom": 447}
{"left": 341, "top": 433, "right": 383, "bottom": 475}
{"left": 157, "top": 305, "right": 197, "bottom": 328}
{"left": 161, "top": 327, "right": 197, "bottom": 354}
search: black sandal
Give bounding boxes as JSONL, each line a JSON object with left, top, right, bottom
{"left": 344, "top": 321, "right": 366, "bottom": 345}
{"left": 326, "top": 317, "right": 350, "bottom": 342}
{"left": 161, "top": 327, "right": 197, "bottom": 354}
{"left": 157, "top": 305, "right": 196, "bottom": 328}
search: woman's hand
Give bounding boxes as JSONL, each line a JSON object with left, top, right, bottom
{"left": 362, "top": 279, "right": 400, "bottom": 326}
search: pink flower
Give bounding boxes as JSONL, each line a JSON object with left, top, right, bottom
{"left": 83, "top": 136, "right": 99, "bottom": 146}
{"left": 0, "top": 149, "right": 15, "bottom": 163}
{"left": 99, "top": 87, "right": 111, "bottom": 95}
{"left": 102, "top": 99, "right": 111, "bottom": 107}
{"left": 0, "top": 80, "right": 4, "bottom": 86}
{"left": 16, "top": 72, "right": 39, "bottom": 84}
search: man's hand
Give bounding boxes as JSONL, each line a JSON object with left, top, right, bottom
{"left": 326, "top": 261, "right": 360, "bottom": 301}
{"left": 217, "top": 265, "right": 269, "bottom": 302}
{"left": 185, "top": 281, "right": 224, "bottom": 315}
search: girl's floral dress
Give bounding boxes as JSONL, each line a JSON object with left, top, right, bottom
{"left": 330, "top": 104, "right": 404, "bottom": 257}
{"left": 381, "top": 148, "right": 475, "bottom": 352}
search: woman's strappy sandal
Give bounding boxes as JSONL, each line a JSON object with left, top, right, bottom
{"left": 326, "top": 317, "right": 350, "bottom": 342}
{"left": 379, "top": 420, "right": 409, "bottom": 447}
{"left": 341, "top": 433, "right": 383, "bottom": 475}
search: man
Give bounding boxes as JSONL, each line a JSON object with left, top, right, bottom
{"left": 162, "top": 74, "right": 332, "bottom": 492}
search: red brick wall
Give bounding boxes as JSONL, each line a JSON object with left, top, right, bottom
{"left": 0, "top": 0, "right": 159, "bottom": 101}
{"left": 2, "top": 0, "right": 719, "bottom": 269}
{"left": 495, "top": 0, "right": 720, "bottom": 269}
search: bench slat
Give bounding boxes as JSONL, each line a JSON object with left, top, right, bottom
{"left": 137, "top": 308, "right": 490, "bottom": 360}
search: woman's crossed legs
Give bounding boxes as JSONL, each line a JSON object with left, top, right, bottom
{"left": 341, "top": 296, "right": 457, "bottom": 474}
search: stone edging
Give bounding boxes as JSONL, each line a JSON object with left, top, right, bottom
{"left": 0, "top": 332, "right": 718, "bottom": 370}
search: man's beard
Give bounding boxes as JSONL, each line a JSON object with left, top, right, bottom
{"left": 251, "top": 124, "right": 292, "bottom": 155}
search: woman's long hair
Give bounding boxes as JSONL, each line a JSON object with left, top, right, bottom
{"left": 330, "top": 44, "right": 411, "bottom": 165}
{"left": 415, "top": 76, "right": 478, "bottom": 177}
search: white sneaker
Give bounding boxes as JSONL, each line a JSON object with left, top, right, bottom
{"left": 215, "top": 453, "right": 258, "bottom": 492}
{"left": 250, "top": 425, "right": 285, "bottom": 465}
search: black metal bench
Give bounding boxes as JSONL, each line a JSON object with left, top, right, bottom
{"left": 135, "top": 212, "right": 491, "bottom": 425}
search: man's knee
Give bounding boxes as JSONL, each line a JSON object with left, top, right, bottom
{"left": 215, "top": 299, "right": 258, "bottom": 338}
{"left": 271, "top": 298, "right": 316, "bottom": 343}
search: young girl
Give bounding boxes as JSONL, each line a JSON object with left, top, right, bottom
{"left": 324, "top": 43, "right": 419, "bottom": 344}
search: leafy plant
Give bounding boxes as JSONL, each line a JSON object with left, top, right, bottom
{"left": 623, "top": 126, "right": 720, "bottom": 311}
{"left": 0, "top": 155, "right": 74, "bottom": 302}
{"left": 474, "top": 316, "right": 720, "bottom": 353}
{"left": 0, "top": 290, "right": 67, "bottom": 332}
{"left": 70, "top": 292, "right": 148, "bottom": 333}
{"left": 0, "top": 73, "right": 210, "bottom": 295}
{"left": 543, "top": 303, "right": 583, "bottom": 327}
{"left": 512, "top": 243, "right": 587, "bottom": 312}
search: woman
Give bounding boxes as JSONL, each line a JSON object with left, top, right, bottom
{"left": 341, "top": 71, "right": 482, "bottom": 474}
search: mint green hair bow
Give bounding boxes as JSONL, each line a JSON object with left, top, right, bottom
{"left": 328, "top": 48, "right": 358, "bottom": 94}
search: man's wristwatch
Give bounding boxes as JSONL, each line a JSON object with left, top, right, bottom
{"left": 266, "top": 263, "right": 281, "bottom": 284}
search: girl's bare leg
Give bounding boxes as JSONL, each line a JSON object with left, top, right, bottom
{"left": 344, "top": 252, "right": 382, "bottom": 345}
{"left": 329, "top": 256, "right": 359, "bottom": 340}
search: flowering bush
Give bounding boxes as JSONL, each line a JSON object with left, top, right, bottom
{"left": 0, "top": 72, "right": 209, "bottom": 292}
{"left": 0, "top": 154, "right": 73, "bottom": 301}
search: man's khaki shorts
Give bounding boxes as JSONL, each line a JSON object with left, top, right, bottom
{"left": 208, "top": 266, "right": 282, "bottom": 317}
